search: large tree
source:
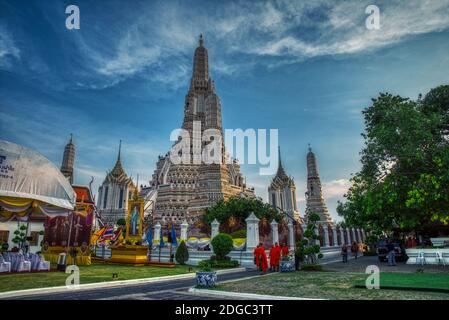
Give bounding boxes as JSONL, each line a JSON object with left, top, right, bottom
{"left": 337, "top": 85, "right": 449, "bottom": 236}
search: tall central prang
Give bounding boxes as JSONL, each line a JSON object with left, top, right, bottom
{"left": 144, "top": 35, "right": 255, "bottom": 235}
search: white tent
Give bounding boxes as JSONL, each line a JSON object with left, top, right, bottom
{"left": 0, "top": 140, "right": 76, "bottom": 217}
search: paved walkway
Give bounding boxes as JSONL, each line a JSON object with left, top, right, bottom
{"left": 2, "top": 269, "right": 261, "bottom": 300}
{"left": 324, "top": 255, "right": 449, "bottom": 273}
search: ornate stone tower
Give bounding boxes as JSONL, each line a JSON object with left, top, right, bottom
{"left": 268, "top": 147, "right": 301, "bottom": 222}
{"left": 147, "top": 35, "right": 254, "bottom": 231}
{"left": 305, "top": 145, "right": 332, "bottom": 225}
{"left": 61, "top": 134, "right": 75, "bottom": 184}
{"left": 97, "top": 141, "right": 136, "bottom": 226}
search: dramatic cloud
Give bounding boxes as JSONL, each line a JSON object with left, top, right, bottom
{"left": 66, "top": 0, "right": 449, "bottom": 89}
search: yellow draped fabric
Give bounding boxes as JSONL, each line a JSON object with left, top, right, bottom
{"left": 0, "top": 210, "right": 29, "bottom": 219}
{"left": 75, "top": 204, "right": 90, "bottom": 218}
{"left": 42, "top": 246, "right": 92, "bottom": 266}
{"left": 0, "top": 197, "right": 34, "bottom": 207}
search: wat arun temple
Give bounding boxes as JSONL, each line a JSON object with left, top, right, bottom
{"left": 141, "top": 36, "right": 255, "bottom": 231}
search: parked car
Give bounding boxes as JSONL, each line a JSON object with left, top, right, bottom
{"left": 376, "top": 240, "right": 408, "bottom": 262}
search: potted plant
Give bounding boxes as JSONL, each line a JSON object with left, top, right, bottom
{"left": 196, "top": 260, "right": 217, "bottom": 288}
{"left": 280, "top": 253, "right": 295, "bottom": 272}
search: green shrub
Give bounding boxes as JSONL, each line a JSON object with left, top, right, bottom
{"left": 210, "top": 259, "right": 239, "bottom": 268}
{"left": 175, "top": 241, "right": 189, "bottom": 265}
{"left": 211, "top": 233, "right": 233, "bottom": 260}
{"left": 301, "top": 264, "right": 323, "bottom": 272}
{"left": 230, "top": 229, "right": 247, "bottom": 239}
{"left": 116, "top": 218, "right": 126, "bottom": 226}
{"left": 198, "top": 260, "right": 212, "bottom": 272}
{"left": 199, "top": 259, "right": 239, "bottom": 269}
{"left": 1, "top": 242, "right": 8, "bottom": 252}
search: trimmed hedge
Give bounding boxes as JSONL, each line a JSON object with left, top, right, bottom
{"left": 301, "top": 264, "right": 324, "bottom": 272}
{"left": 199, "top": 259, "right": 239, "bottom": 269}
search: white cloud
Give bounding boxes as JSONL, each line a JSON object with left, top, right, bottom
{"left": 97, "top": 26, "right": 162, "bottom": 77}
{"left": 322, "top": 179, "right": 351, "bottom": 199}
{"left": 0, "top": 25, "right": 20, "bottom": 68}
{"left": 57, "top": 0, "right": 449, "bottom": 89}
{"left": 250, "top": 0, "right": 449, "bottom": 58}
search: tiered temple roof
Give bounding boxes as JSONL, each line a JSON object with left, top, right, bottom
{"left": 103, "top": 141, "right": 134, "bottom": 186}
{"left": 149, "top": 35, "right": 254, "bottom": 231}
{"left": 305, "top": 145, "right": 333, "bottom": 225}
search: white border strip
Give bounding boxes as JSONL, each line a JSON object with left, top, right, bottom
{"left": 188, "top": 287, "right": 323, "bottom": 300}
{"left": 0, "top": 267, "right": 246, "bottom": 299}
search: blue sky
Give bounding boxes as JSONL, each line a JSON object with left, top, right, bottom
{"left": 1, "top": 0, "right": 449, "bottom": 221}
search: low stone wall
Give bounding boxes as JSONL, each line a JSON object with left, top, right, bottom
{"left": 148, "top": 246, "right": 343, "bottom": 267}
{"left": 406, "top": 248, "right": 449, "bottom": 265}
{"left": 148, "top": 248, "right": 256, "bottom": 267}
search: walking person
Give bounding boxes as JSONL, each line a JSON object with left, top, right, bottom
{"left": 341, "top": 245, "right": 348, "bottom": 263}
{"left": 254, "top": 242, "right": 268, "bottom": 274}
{"left": 269, "top": 244, "right": 276, "bottom": 272}
{"left": 274, "top": 242, "right": 281, "bottom": 271}
{"left": 269, "top": 242, "right": 281, "bottom": 272}
{"left": 387, "top": 239, "right": 396, "bottom": 266}
{"left": 351, "top": 241, "right": 358, "bottom": 259}
{"left": 281, "top": 242, "right": 289, "bottom": 258}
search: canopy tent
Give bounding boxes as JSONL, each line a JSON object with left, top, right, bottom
{"left": 0, "top": 140, "right": 76, "bottom": 221}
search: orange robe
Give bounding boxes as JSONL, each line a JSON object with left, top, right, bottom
{"left": 254, "top": 246, "right": 268, "bottom": 272}
{"left": 275, "top": 245, "right": 281, "bottom": 264}
{"left": 281, "top": 245, "right": 289, "bottom": 257}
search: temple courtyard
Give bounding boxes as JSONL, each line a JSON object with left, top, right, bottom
{"left": 1, "top": 256, "right": 448, "bottom": 300}
{"left": 211, "top": 256, "right": 449, "bottom": 300}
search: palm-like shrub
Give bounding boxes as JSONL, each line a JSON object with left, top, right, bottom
{"left": 175, "top": 240, "right": 189, "bottom": 265}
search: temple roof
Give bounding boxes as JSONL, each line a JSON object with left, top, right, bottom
{"left": 192, "top": 34, "right": 209, "bottom": 81}
{"left": 307, "top": 144, "right": 319, "bottom": 178}
{"left": 269, "top": 147, "right": 295, "bottom": 189}
{"left": 103, "top": 141, "right": 134, "bottom": 186}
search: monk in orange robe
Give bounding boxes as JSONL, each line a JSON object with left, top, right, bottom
{"left": 274, "top": 242, "right": 281, "bottom": 271}
{"left": 281, "top": 243, "right": 289, "bottom": 257}
{"left": 269, "top": 245, "right": 276, "bottom": 271}
{"left": 269, "top": 242, "right": 281, "bottom": 271}
{"left": 254, "top": 243, "right": 268, "bottom": 274}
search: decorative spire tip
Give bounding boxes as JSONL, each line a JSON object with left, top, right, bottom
{"left": 118, "top": 140, "right": 122, "bottom": 161}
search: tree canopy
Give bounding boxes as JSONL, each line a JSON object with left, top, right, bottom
{"left": 203, "top": 196, "right": 283, "bottom": 234}
{"left": 337, "top": 85, "right": 449, "bottom": 236}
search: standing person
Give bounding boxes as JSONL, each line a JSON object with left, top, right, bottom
{"left": 254, "top": 242, "right": 268, "bottom": 274}
{"left": 281, "top": 242, "right": 289, "bottom": 258}
{"left": 253, "top": 244, "right": 259, "bottom": 269}
{"left": 341, "top": 245, "right": 348, "bottom": 263}
{"left": 274, "top": 242, "right": 281, "bottom": 271}
{"left": 269, "top": 244, "right": 276, "bottom": 272}
{"left": 351, "top": 241, "right": 358, "bottom": 259}
{"left": 387, "top": 239, "right": 396, "bottom": 266}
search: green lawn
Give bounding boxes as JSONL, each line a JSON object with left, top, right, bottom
{"left": 0, "top": 262, "right": 196, "bottom": 293}
{"left": 215, "top": 271, "right": 449, "bottom": 300}
{"left": 357, "top": 272, "right": 449, "bottom": 291}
